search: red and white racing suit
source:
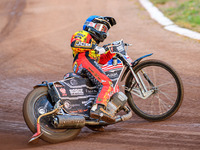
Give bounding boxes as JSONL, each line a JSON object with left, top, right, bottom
{"left": 71, "top": 30, "right": 115, "bottom": 106}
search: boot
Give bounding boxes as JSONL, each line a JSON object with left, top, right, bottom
{"left": 90, "top": 104, "right": 115, "bottom": 123}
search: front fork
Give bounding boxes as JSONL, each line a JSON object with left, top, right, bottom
{"left": 125, "top": 53, "right": 154, "bottom": 99}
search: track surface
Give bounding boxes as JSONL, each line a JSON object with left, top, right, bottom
{"left": 0, "top": 0, "right": 200, "bottom": 149}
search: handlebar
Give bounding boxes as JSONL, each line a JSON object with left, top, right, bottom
{"left": 103, "top": 40, "right": 132, "bottom": 55}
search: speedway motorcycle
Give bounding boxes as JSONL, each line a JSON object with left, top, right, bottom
{"left": 23, "top": 40, "right": 184, "bottom": 143}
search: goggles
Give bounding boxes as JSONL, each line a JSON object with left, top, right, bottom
{"left": 86, "top": 22, "right": 108, "bottom": 33}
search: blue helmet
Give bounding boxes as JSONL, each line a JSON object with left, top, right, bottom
{"left": 83, "top": 15, "right": 116, "bottom": 43}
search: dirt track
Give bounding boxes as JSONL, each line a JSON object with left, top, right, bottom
{"left": 0, "top": 0, "right": 200, "bottom": 149}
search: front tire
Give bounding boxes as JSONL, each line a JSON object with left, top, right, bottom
{"left": 23, "top": 87, "right": 81, "bottom": 143}
{"left": 125, "top": 59, "right": 184, "bottom": 121}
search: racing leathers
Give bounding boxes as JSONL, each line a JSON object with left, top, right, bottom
{"left": 71, "top": 30, "right": 115, "bottom": 107}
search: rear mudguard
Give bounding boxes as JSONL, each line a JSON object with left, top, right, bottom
{"left": 121, "top": 53, "right": 153, "bottom": 81}
{"left": 33, "top": 81, "right": 53, "bottom": 89}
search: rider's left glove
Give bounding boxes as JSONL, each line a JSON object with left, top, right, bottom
{"left": 94, "top": 46, "right": 106, "bottom": 54}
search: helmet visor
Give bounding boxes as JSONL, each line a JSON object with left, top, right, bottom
{"left": 88, "top": 22, "right": 108, "bottom": 33}
{"left": 94, "top": 23, "right": 108, "bottom": 33}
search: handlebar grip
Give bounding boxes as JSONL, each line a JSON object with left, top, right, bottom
{"left": 105, "top": 47, "right": 110, "bottom": 51}
{"left": 124, "top": 43, "right": 132, "bottom": 46}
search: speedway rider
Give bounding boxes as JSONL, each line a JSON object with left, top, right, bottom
{"left": 70, "top": 15, "right": 116, "bottom": 123}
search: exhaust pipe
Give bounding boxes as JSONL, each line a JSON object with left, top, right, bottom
{"left": 115, "top": 106, "right": 132, "bottom": 123}
{"left": 53, "top": 115, "right": 85, "bottom": 129}
{"left": 53, "top": 106, "right": 132, "bottom": 129}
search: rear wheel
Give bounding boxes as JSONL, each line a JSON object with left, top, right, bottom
{"left": 125, "top": 59, "right": 184, "bottom": 121}
{"left": 23, "top": 87, "right": 81, "bottom": 143}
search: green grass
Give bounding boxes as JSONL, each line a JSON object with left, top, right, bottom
{"left": 149, "top": 0, "right": 200, "bottom": 32}
{"left": 150, "top": 0, "right": 172, "bottom": 4}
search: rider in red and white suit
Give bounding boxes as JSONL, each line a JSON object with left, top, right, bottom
{"left": 71, "top": 15, "right": 116, "bottom": 123}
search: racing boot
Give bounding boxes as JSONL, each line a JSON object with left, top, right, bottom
{"left": 90, "top": 104, "right": 115, "bottom": 124}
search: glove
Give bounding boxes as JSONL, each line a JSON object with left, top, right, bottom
{"left": 94, "top": 46, "right": 106, "bottom": 54}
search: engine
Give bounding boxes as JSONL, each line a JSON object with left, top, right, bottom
{"left": 106, "top": 92, "right": 128, "bottom": 116}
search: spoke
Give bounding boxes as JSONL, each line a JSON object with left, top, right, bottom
{"left": 159, "top": 89, "right": 175, "bottom": 104}
{"left": 153, "top": 68, "right": 157, "bottom": 86}
{"left": 150, "top": 96, "right": 155, "bottom": 115}
{"left": 156, "top": 80, "right": 175, "bottom": 88}
{"left": 159, "top": 100, "right": 165, "bottom": 115}
{"left": 155, "top": 95, "right": 171, "bottom": 113}
{"left": 159, "top": 98, "right": 165, "bottom": 114}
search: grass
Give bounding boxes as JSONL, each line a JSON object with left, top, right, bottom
{"left": 149, "top": 0, "right": 200, "bottom": 32}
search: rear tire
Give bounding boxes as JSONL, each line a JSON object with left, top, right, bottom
{"left": 125, "top": 59, "right": 184, "bottom": 121}
{"left": 23, "top": 87, "right": 81, "bottom": 143}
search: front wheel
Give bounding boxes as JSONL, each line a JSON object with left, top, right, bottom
{"left": 23, "top": 87, "right": 81, "bottom": 143}
{"left": 125, "top": 59, "right": 184, "bottom": 121}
